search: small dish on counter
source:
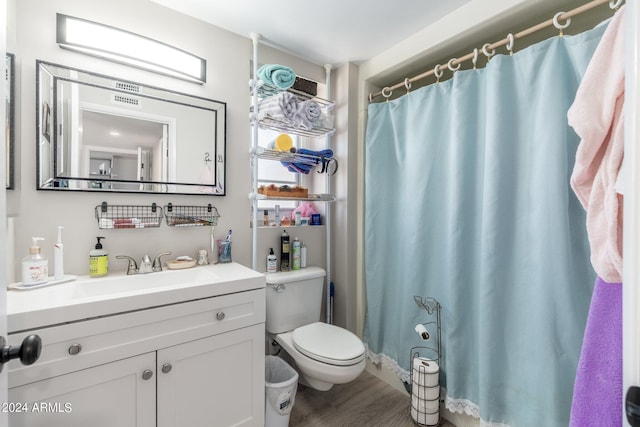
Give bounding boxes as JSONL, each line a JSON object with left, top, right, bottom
{"left": 166, "top": 259, "right": 197, "bottom": 270}
{"left": 8, "top": 275, "right": 78, "bottom": 291}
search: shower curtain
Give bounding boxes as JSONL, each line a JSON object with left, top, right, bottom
{"left": 363, "top": 22, "right": 608, "bottom": 427}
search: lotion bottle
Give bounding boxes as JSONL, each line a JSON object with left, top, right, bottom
{"left": 266, "top": 248, "right": 277, "bottom": 273}
{"left": 54, "top": 226, "right": 64, "bottom": 281}
{"left": 89, "top": 236, "right": 108, "bottom": 278}
{"left": 22, "top": 237, "right": 48, "bottom": 286}
{"left": 300, "top": 241, "right": 307, "bottom": 268}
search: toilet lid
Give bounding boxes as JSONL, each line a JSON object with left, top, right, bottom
{"left": 292, "top": 322, "right": 365, "bottom": 366}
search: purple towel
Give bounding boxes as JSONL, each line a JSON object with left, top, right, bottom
{"left": 570, "top": 276, "right": 622, "bottom": 427}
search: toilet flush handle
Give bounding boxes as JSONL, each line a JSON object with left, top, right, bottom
{"left": 273, "top": 283, "right": 286, "bottom": 292}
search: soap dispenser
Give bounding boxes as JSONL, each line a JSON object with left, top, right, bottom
{"left": 22, "top": 237, "right": 48, "bottom": 286}
{"left": 89, "top": 236, "right": 108, "bottom": 278}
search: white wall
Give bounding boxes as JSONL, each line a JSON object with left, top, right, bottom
{"left": 6, "top": 0, "right": 330, "bottom": 283}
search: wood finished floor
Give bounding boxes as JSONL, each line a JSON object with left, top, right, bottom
{"left": 289, "top": 370, "right": 455, "bottom": 427}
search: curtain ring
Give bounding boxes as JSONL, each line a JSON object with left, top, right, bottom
{"left": 404, "top": 78, "right": 412, "bottom": 93}
{"left": 482, "top": 43, "right": 495, "bottom": 62}
{"left": 506, "top": 33, "right": 515, "bottom": 56}
{"left": 472, "top": 48, "right": 479, "bottom": 69}
{"left": 447, "top": 58, "right": 461, "bottom": 73}
{"left": 553, "top": 12, "right": 571, "bottom": 36}
{"left": 609, "top": 0, "right": 623, "bottom": 10}
{"left": 381, "top": 86, "right": 392, "bottom": 101}
{"left": 433, "top": 64, "right": 444, "bottom": 82}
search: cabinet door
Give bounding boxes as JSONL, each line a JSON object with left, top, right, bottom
{"left": 8, "top": 352, "right": 156, "bottom": 427}
{"left": 157, "top": 323, "right": 265, "bottom": 427}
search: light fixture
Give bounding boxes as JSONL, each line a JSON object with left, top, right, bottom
{"left": 56, "top": 14, "right": 206, "bottom": 84}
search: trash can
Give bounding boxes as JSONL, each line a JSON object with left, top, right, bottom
{"left": 265, "top": 355, "right": 299, "bottom": 427}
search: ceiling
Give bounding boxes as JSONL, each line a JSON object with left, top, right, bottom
{"left": 150, "top": 0, "right": 473, "bottom": 65}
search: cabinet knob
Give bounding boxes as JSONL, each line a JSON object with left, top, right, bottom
{"left": 68, "top": 344, "right": 82, "bottom": 355}
{"left": 216, "top": 312, "right": 226, "bottom": 321}
{"left": 142, "top": 369, "right": 154, "bottom": 380}
{"left": 162, "top": 363, "right": 172, "bottom": 374}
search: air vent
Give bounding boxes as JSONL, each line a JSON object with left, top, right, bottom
{"left": 114, "top": 81, "right": 142, "bottom": 94}
{"left": 111, "top": 94, "right": 142, "bottom": 108}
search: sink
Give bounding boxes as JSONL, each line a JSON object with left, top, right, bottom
{"left": 8, "top": 262, "right": 266, "bottom": 332}
{"left": 71, "top": 267, "right": 219, "bottom": 298}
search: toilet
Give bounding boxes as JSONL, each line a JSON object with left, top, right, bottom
{"left": 265, "top": 267, "right": 366, "bottom": 391}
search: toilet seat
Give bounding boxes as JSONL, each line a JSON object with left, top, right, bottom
{"left": 292, "top": 322, "right": 365, "bottom": 366}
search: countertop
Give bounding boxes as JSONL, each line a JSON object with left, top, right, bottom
{"left": 8, "top": 262, "right": 265, "bottom": 333}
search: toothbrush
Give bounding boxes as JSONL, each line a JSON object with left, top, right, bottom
{"left": 226, "top": 229, "right": 232, "bottom": 242}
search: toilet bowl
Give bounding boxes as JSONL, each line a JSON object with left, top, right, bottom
{"left": 265, "top": 267, "right": 366, "bottom": 391}
{"left": 274, "top": 322, "right": 365, "bottom": 391}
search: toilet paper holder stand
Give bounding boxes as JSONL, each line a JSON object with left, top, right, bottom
{"left": 409, "top": 296, "right": 442, "bottom": 427}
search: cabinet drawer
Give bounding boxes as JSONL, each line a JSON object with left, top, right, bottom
{"left": 8, "top": 288, "right": 265, "bottom": 388}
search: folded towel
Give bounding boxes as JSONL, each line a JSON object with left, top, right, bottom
{"left": 297, "top": 100, "right": 322, "bottom": 129}
{"left": 257, "top": 64, "right": 296, "bottom": 90}
{"left": 281, "top": 148, "right": 334, "bottom": 174}
{"left": 569, "top": 276, "right": 622, "bottom": 427}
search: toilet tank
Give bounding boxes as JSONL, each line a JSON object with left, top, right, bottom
{"left": 265, "top": 267, "right": 326, "bottom": 334}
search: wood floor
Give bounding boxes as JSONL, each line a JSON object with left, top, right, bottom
{"left": 289, "top": 370, "right": 455, "bottom": 427}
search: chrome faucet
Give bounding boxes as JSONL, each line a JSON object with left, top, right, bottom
{"left": 116, "top": 252, "right": 171, "bottom": 275}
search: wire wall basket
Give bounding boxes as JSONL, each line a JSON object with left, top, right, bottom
{"left": 95, "top": 202, "right": 163, "bottom": 229}
{"left": 163, "top": 203, "right": 220, "bottom": 227}
{"left": 410, "top": 296, "right": 442, "bottom": 427}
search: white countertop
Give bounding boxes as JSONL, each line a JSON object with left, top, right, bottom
{"left": 8, "top": 262, "right": 265, "bottom": 333}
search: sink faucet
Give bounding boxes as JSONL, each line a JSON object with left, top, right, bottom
{"left": 116, "top": 252, "right": 171, "bottom": 275}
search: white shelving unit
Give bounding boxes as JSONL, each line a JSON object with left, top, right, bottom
{"left": 249, "top": 33, "right": 336, "bottom": 323}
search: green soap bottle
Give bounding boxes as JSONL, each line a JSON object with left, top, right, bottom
{"left": 89, "top": 236, "right": 108, "bottom": 277}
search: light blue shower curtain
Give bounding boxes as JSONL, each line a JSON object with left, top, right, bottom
{"left": 364, "top": 23, "right": 608, "bottom": 427}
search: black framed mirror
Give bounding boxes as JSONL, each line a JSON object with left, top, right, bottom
{"left": 6, "top": 53, "right": 14, "bottom": 189}
{"left": 36, "top": 61, "right": 226, "bottom": 195}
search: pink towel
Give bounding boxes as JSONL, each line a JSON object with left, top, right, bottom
{"left": 568, "top": 7, "right": 625, "bottom": 283}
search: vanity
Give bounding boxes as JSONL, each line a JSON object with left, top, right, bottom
{"left": 6, "top": 262, "right": 265, "bottom": 427}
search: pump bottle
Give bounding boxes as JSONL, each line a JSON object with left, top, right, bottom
{"left": 266, "top": 248, "right": 277, "bottom": 273}
{"left": 89, "top": 236, "right": 108, "bottom": 277}
{"left": 22, "top": 237, "right": 48, "bottom": 286}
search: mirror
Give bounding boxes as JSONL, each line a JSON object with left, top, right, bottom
{"left": 6, "top": 53, "right": 14, "bottom": 189}
{"left": 36, "top": 61, "right": 226, "bottom": 194}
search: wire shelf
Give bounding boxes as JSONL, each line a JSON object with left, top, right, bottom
{"left": 255, "top": 82, "right": 335, "bottom": 109}
{"left": 257, "top": 116, "right": 335, "bottom": 138}
{"left": 163, "top": 203, "right": 220, "bottom": 227}
{"left": 95, "top": 202, "right": 162, "bottom": 229}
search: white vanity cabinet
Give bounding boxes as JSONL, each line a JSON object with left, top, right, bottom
{"left": 6, "top": 264, "right": 266, "bottom": 427}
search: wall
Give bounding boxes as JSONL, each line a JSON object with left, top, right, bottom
{"left": 6, "top": 0, "right": 333, "bottom": 288}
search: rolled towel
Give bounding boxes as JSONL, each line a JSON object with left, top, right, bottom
{"left": 297, "top": 100, "right": 323, "bottom": 129}
{"left": 258, "top": 93, "right": 300, "bottom": 125}
{"left": 258, "top": 64, "right": 296, "bottom": 90}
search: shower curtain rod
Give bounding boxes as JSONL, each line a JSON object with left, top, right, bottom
{"left": 368, "top": 0, "right": 622, "bottom": 101}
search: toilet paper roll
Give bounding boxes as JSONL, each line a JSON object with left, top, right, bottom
{"left": 414, "top": 324, "right": 430, "bottom": 341}
{"left": 411, "top": 384, "right": 440, "bottom": 402}
{"left": 411, "top": 406, "right": 439, "bottom": 426}
{"left": 411, "top": 393, "right": 439, "bottom": 412}
{"left": 412, "top": 357, "right": 439, "bottom": 387}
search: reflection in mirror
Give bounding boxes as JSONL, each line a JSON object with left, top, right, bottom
{"left": 6, "top": 53, "right": 14, "bottom": 189}
{"left": 36, "top": 61, "right": 226, "bottom": 194}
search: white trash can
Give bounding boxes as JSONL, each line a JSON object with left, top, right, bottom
{"left": 265, "top": 355, "right": 299, "bottom": 427}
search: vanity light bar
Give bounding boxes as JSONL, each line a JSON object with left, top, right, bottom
{"left": 56, "top": 14, "right": 206, "bottom": 84}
